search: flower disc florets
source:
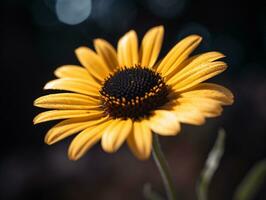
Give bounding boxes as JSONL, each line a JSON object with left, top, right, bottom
{"left": 100, "top": 66, "right": 169, "bottom": 119}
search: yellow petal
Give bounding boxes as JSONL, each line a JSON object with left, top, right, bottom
{"left": 180, "top": 83, "right": 234, "bottom": 105}
{"left": 147, "top": 110, "right": 180, "bottom": 136}
{"left": 34, "top": 93, "right": 100, "bottom": 110}
{"left": 167, "top": 51, "right": 225, "bottom": 83}
{"left": 171, "top": 61, "right": 227, "bottom": 92}
{"left": 93, "top": 39, "right": 118, "bottom": 71}
{"left": 44, "top": 78, "right": 100, "bottom": 97}
{"left": 101, "top": 119, "right": 132, "bottom": 153}
{"left": 140, "top": 26, "right": 164, "bottom": 67}
{"left": 117, "top": 30, "right": 139, "bottom": 67}
{"left": 45, "top": 116, "right": 108, "bottom": 145}
{"left": 202, "top": 106, "right": 223, "bottom": 117}
{"left": 68, "top": 120, "right": 113, "bottom": 160}
{"left": 169, "top": 96, "right": 222, "bottom": 123}
{"left": 35, "top": 92, "right": 99, "bottom": 103}
{"left": 178, "top": 97, "right": 220, "bottom": 111}
{"left": 33, "top": 110, "right": 103, "bottom": 124}
{"left": 75, "top": 47, "right": 110, "bottom": 81}
{"left": 156, "top": 35, "right": 202, "bottom": 77}
{"left": 54, "top": 65, "right": 95, "bottom": 81}
{"left": 166, "top": 51, "right": 225, "bottom": 80}
{"left": 172, "top": 103, "right": 206, "bottom": 125}
{"left": 127, "top": 121, "right": 152, "bottom": 160}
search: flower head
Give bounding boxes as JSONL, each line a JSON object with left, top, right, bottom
{"left": 34, "top": 26, "right": 233, "bottom": 160}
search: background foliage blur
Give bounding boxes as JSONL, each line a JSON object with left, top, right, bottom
{"left": 1, "top": 0, "right": 266, "bottom": 199}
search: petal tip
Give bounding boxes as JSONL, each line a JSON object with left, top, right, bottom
{"left": 68, "top": 149, "right": 79, "bottom": 161}
{"left": 33, "top": 117, "right": 39, "bottom": 125}
{"left": 196, "top": 35, "right": 203, "bottom": 43}
{"left": 33, "top": 99, "right": 39, "bottom": 106}
{"left": 188, "top": 34, "right": 203, "bottom": 44}
{"left": 68, "top": 155, "right": 78, "bottom": 161}
{"left": 74, "top": 46, "right": 83, "bottom": 54}
{"left": 43, "top": 82, "right": 52, "bottom": 90}
{"left": 68, "top": 142, "right": 84, "bottom": 161}
{"left": 218, "top": 52, "right": 226, "bottom": 58}
{"left": 228, "top": 96, "right": 234, "bottom": 105}
{"left": 93, "top": 38, "right": 102, "bottom": 45}
{"left": 75, "top": 46, "right": 87, "bottom": 51}
{"left": 75, "top": 46, "right": 90, "bottom": 56}
{"left": 33, "top": 96, "right": 46, "bottom": 106}
{"left": 54, "top": 67, "right": 64, "bottom": 77}
{"left": 138, "top": 153, "right": 151, "bottom": 160}
{"left": 155, "top": 25, "right": 164, "bottom": 31}
{"left": 223, "top": 62, "right": 228, "bottom": 69}
{"left": 45, "top": 140, "right": 54, "bottom": 145}
{"left": 193, "top": 34, "right": 202, "bottom": 39}
{"left": 124, "top": 30, "right": 138, "bottom": 40}
{"left": 210, "top": 51, "right": 226, "bottom": 60}
{"left": 128, "top": 30, "right": 136, "bottom": 34}
{"left": 44, "top": 133, "right": 55, "bottom": 145}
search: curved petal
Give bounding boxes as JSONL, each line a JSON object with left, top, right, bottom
{"left": 75, "top": 47, "right": 111, "bottom": 81}
{"left": 68, "top": 120, "right": 113, "bottom": 160}
{"left": 33, "top": 110, "right": 104, "bottom": 124}
{"left": 157, "top": 35, "right": 202, "bottom": 77}
{"left": 34, "top": 93, "right": 100, "bottom": 110}
{"left": 147, "top": 110, "right": 180, "bottom": 136}
{"left": 93, "top": 39, "right": 118, "bottom": 71}
{"left": 171, "top": 103, "right": 206, "bottom": 125}
{"left": 127, "top": 121, "right": 152, "bottom": 160}
{"left": 180, "top": 83, "right": 234, "bottom": 105}
{"left": 44, "top": 78, "right": 100, "bottom": 97}
{"left": 140, "top": 26, "right": 164, "bottom": 67}
{"left": 166, "top": 51, "right": 225, "bottom": 80}
{"left": 45, "top": 116, "right": 108, "bottom": 145}
{"left": 54, "top": 65, "right": 96, "bottom": 82}
{"left": 177, "top": 97, "right": 223, "bottom": 117}
{"left": 170, "top": 61, "right": 227, "bottom": 92}
{"left": 166, "top": 95, "right": 223, "bottom": 126}
{"left": 101, "top": 119, "right": 132, "bottom": 153}
{"left": 117, "top": 30, "right": 139, "bottom": 67}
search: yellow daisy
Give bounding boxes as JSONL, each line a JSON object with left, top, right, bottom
{"left": 34, "top": 26, "right": 234, "bottom": 160}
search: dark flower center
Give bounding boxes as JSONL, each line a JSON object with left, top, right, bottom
{"left": 100, "top": 66, "right": 169, "bottom": 120}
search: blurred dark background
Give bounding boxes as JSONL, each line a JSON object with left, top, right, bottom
{"left": 1, "top": 0, "right": 266, "bottom": 199}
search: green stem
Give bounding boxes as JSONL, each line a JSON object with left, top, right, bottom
{"left": 152, "top": 134, "right": 177, "bottom": 200}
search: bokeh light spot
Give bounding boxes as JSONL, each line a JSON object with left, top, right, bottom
{"left": 55, "top": 0, "right": 91, "bottom": 25}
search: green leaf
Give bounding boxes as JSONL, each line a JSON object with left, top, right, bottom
{"left": 196, "top": 128, "right": 226, "bottom": 200}
{"left": 233, "top": 160, "right": 266, "bottom": 200}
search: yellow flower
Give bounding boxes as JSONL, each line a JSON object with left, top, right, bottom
{"left": 34, "top": 26, "right": 233, "bottom": 160}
